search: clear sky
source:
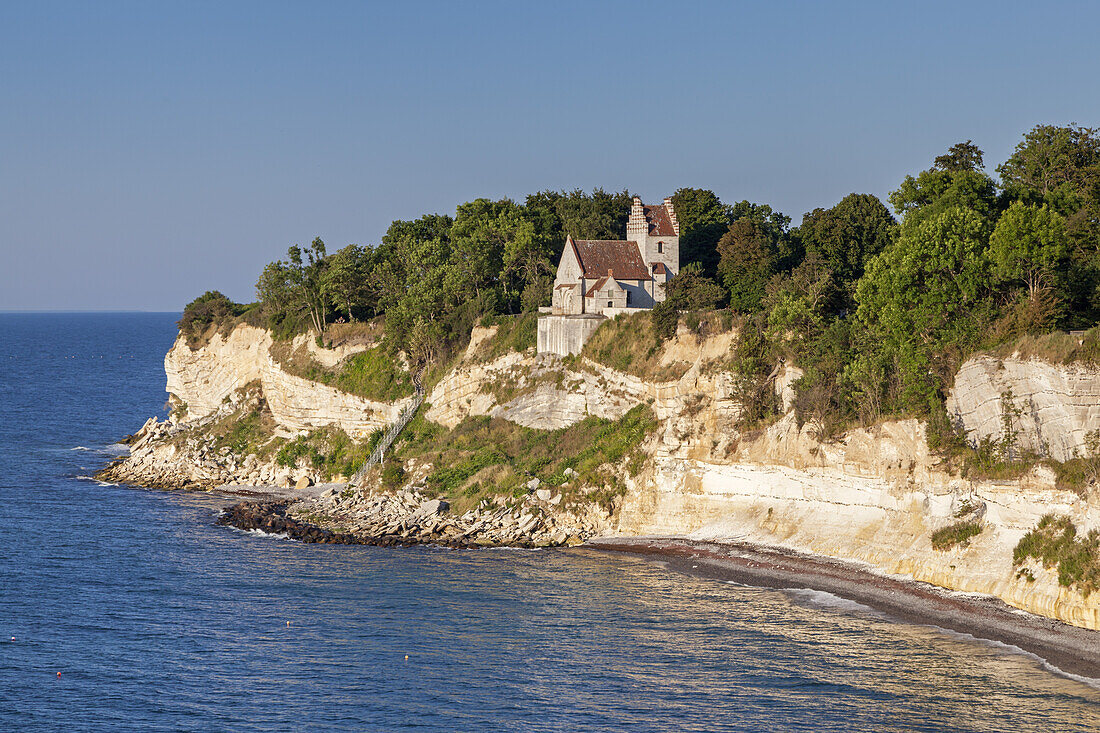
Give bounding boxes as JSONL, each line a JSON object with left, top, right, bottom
{"left": 2, "top": 1, "right": 1099, "bottom": 311}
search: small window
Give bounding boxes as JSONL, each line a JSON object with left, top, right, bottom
{"left": 626, "top": 291, "right": 632, "bottom": 304}
{"left": 657, "top": 242, "right": 664, "bottom": 254}
{"left": 607, "top": 301, "right": 613, "bottom": 308}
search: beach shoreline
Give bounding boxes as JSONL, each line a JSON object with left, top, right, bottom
{"left": 586, "top": 536, "right": 1100, "bottom": 681}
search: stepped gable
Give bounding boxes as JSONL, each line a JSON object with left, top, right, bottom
{"left": 571, "top": 238, "right": 651, "bottom": 280}
{"left": 643, "top": 204, "right": 677, "bottom": 236}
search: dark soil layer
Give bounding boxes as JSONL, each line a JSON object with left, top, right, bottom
{"left": 588, "top": 536, "right": 1100, "bottom": 680}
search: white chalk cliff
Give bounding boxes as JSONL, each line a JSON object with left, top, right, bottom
{"left": 154, "top": 324, "right": 1100, "bottom": 629}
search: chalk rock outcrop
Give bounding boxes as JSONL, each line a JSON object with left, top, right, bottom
{"left": 948, "top": 354, "right": 1100, "bottom": 462}
{"left": 165, "top": 325, "right": 413, "bottom": 439}
{"left": 615, "top": 414, "right": 1100, "bottom": 630}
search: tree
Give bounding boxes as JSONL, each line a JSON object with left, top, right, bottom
{"left": 670, "top": 188, "right": 729, "bottom": 276}
{"left": 717, "top": 219, "right": 775, "bottom": 313}
{"left": 934, "top": 140, "right": 984, "bottom": 172}
{"left": 321, "top": 244, "right": 369, "bottom": 321}
{"left": 853, "top": 206, "right": 992, "bottom": 411}
{"left": 527, "top": 188, "right": 632, "bottom": 240}
{"left": 663, "top": 262, "right": 726, "bottom": 311}
{"left": 447, "top": 198, "right": 513, "bottom": 302}
{"left": 728, "top": 200, "right": 796, "bottom": 271}
{"left": 890, "top": 143, "right": 999, "bottom": 226}
{"left": 257, "top": 238, "right": 330, "bottom": 335}
{"left": 797, "top": 193, "right": 897, "bottom": 285}
{"left": 256, "top": 261, "right": 294, "bottom": 314}
{"left": 988, "top": 202, "right": 1068, "bottom": 300}
{"left": 998, "top": 124, "right": 1100, "bottom": 214}
{"left": 178, "top": 291, "right": 240, "bottom": 337}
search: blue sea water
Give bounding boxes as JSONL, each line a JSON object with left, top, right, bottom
{"left": 1, "top": 312, "right": 1098, "bottom": 732}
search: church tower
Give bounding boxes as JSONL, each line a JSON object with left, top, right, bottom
{"left": 626, "top": 196, "right": 679, "bottom": 299}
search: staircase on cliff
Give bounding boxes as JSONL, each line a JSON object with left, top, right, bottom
{"left": 350, "top": 393, "right": 424, "bottom": 485}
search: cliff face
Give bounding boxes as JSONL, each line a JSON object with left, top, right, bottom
{"left": 123, "top": 323, "right": 1100, "bottom": 629}
{"left": 617, "top": 414, "right": 1100, "bottom": 630}
{"left": 166, "top": 325, "right": 413, "bottom": 439}
{"left": 948, "top": 354, "right": 1100, "bottom": 462}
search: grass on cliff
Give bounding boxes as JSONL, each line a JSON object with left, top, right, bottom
{"left": 930, "top": 520, "right": 984, "bottom": 551}
{"left": 201, "top": 382, "right": 284, "bottom": 460}
{"left": 469, "top": 312, "right": 538, "bottom": 363}
{"left": 276, "top": 426, "right": 384, "bottom": 481}
{"left": 270, "top": 341, "right": 415, "bottom": 402}
{"left": 991, "top": 325, "right": 1100, "bottom": 365}
{"left": 1013, "top": 514, "right": 1100, "bottom": 597}
{"left": 390, "top": 404, "right": 658, "bottom": 513}
{"left": 581, "top": 310, "right": 733, "bottom": 382}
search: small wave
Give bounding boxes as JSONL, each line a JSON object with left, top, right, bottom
{"left": 783, "top": 587, "right": 879, "bottom": 615}
{"left": 932, "top": 627, "right": 1100, "bottom": 690}
{"left": 225, "top": 526, "right": 294, "bottom": 541}
{"left": 70, "top": 446, "right": 90, "bottom": 451}
{"left": 246, "top": 529, "right": 291, "bottom": 540}
{"left": 75, "top": 475, "right": 120, "bottom": 487}
{"left": 104, "top": 443, "right": 130, "bottom": 456}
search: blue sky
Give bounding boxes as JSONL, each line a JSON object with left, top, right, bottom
{"left": 2, "top": 1, "right": 1098, "bottom": 310}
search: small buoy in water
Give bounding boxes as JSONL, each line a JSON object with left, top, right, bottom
{"left": 286, "top": 621, "right": 290, "bottom": 627}
{"left": 10, "top": 637, "right": 14, "bottom": 642}
{"left": 56, "top": 672, "right": 61, "bottom": 678}
{"left": 404, "top": 655, "right": 409, "bottom": 661}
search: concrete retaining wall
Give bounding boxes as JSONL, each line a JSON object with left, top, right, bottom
{"left": 537, "top": 314, "right": 607, "bottom": 356}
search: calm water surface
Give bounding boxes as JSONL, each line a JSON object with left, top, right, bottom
{"left": 1, "top": 313, "right": 1098, "bottom": 732}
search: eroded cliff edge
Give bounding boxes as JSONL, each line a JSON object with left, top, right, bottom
{"left": 102, "top": 320, "right": 1100, "bottom": 631}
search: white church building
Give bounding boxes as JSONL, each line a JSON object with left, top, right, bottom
{"left": 550, "top": 196, "right": 680, "bottom": 316}
{"left": 538, "top": 195, "right": 680, "bottom": 355}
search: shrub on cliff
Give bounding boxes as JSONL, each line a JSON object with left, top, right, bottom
{"left": 178, "top": 291, "right": 244, "bottom": 344}
{"left": 1013, "top": 514, "right": 1100, "bottom": 596}
{"left": 930, "top": 520, "right": 984, "bottom": 551}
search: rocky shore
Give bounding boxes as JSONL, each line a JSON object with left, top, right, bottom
{"left": 97, "top": 415, "right": 307, "bottom": 491}
{"left": 102, "top": 415, "right": 610, "bottom": 548}
{"left": 218, "top": 484, "right": 608, "bottom": 548}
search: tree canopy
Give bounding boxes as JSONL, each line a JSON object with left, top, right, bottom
{"left": 173, "top": 121, "right": 1100, "bottom": 443}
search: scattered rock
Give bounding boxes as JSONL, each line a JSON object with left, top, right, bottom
{"left": 294, "top": 476, "right": 312, "bottom": 490}
{"left": 526, "top": 478, "right": 541, "bottom": 491}
{"left": 535, "top": 488, "right": 551, "bottom": 501}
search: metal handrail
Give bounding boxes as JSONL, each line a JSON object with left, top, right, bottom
{"left": 350, "top": 393, "right": 424, "bottom": 485}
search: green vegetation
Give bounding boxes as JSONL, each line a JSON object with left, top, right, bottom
{"left": 176, "top": 122, "right": 1100, "bottom": 471}
{"left": 269, "top": 342, "right": 415, "bottom": 402}
{"left": 275, "top": 426, "right": 382, "bottom": 480}
{"left": 930, "top": 520, "right": 984, "bottom": 551}
{"left": 470, "top": 312, "right": 538, "bottom": 362}
{"left": 579, "top": 310, "right": 734, "bottom": 382}
{"left": 1013, "top": 514, "right": 1100, "bottom": 596}
{"left": 178, "top": 291, "right": 250, "bottom": 346}
{"left": 389, "top": 404, "right": 658, "bottom": 512}
{"left": 200, "top": 383, "right": 282, "bottom": 460}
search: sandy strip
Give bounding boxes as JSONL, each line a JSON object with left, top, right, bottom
{"left": 587, "top": 536, "right": 1100, "bottom": 680}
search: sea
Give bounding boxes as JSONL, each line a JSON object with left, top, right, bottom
{"left": 1, "top": 312, "right": 1098, "bottom": 732}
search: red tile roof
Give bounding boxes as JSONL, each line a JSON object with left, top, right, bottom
{"left": 644, "top": 205, "right": 677, "bottom": 237}
{"left": 584, "top": 276, "right": 610, "bottom": 297}
{"left": 572, "top": 238, "right": 651, "bottom": 280}
{"left": 652, "top": 262, "right": 669, "bottom": 275}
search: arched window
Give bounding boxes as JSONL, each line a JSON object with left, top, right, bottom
{"left": 657, "top": 241, "right": 664, "bottom": 254}
{"left": 607, "top": 301, "right": 613, "bottom": 308}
